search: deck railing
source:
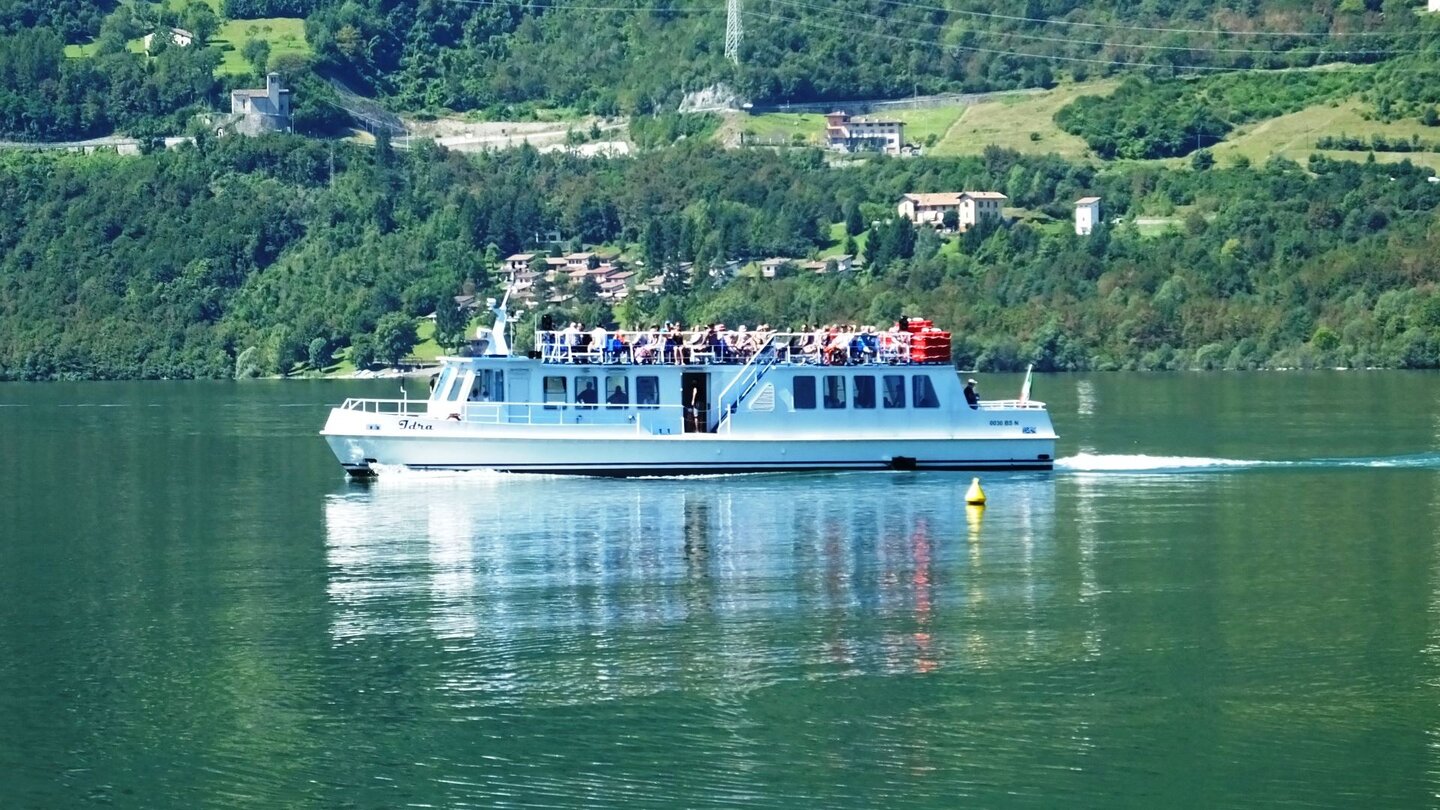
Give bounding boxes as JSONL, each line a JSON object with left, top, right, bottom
{"left": 338, "top": 398, "right": 685, "bottom": 432}
{"left": 533, "top": 329, "right": 937, "bottom": 366}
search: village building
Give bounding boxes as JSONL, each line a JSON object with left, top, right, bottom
{"left": 1075, "top": 196, "right": 1102, "bottom": 236}
{"left": 503, "top": 253, "right": 537, "bottom": 274}
{"left": 1431, "top": 0, "right": 1439, "bottom": 12}
{"left": 797, "top": 254, "right": 855, "bottom": 275}
{"left": 823, "top": 112, "right": 905, "bottom": 156}
{"left": 897, "top": 191, "right": 1007, "bottom": 231}
{"left": 708, "top": 259, "right": 743, "bottom": 281}
{"left": 564, "top": 252, "right": 598, "bottom": 271}
{"left": 227, "top": 73, "right": 292, "bottom": 136}
{"left": 760, "top": 258, "right": 797, "bottom": 279}
{"left": 142, "top": 27, "right": 195, "bottom": 49}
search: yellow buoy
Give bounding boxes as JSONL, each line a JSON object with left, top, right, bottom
{"left": 965, "top": 477, "right": 987, "bottom": 506}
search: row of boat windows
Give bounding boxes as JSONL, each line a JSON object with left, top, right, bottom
{"left": 794, "top": 374, "right": 940, "bottom": 410}
{"left": 544, "top": 374, "right": 660, "bottom": 408}
{"left": 433, "top": 366, "right": 942, "bottom": 410}
{"left": 434, "top": 368, "right": 507, "bottom": 403}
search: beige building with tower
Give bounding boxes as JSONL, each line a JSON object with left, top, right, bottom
{"left": 897, "top": 191, "right": 1007, "bottom": 231}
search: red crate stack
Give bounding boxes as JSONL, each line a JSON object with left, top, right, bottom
{"left": 904, "top": 319, "right": 951, "bottom": 364}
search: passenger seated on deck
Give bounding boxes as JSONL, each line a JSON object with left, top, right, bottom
{"left": 684, "top": 325, "right": 709, "bottom": 363}
{"left": 857, "top": 326, "right": 879, "bottom": 362}
{"left": 632, "top": 329, "right": 656, "bottom": 364}
{"left": 606, "top": 332, "right": 626, "bottom": 363}
{"left": 709, "top": 324, "right": 729, "bottom": 362}
{"left": 824, "top": 327, "right": 851, "bottom": 365}
{"left": 964, "top": 378, "right": 980, "bottom": 410}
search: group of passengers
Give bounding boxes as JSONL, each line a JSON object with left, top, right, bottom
{"left": 539, "top": 315, "right": 919, "bottom": 366}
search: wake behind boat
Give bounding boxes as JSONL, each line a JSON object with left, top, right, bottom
{"left": 321, "top": 299, "right": 1058, "bottom": 477}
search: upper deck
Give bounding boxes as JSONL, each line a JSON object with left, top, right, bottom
{"left": 532, "top": 327, "right": 952, "bottom": 368}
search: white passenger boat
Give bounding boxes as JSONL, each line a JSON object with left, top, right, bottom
{"left": 321, "top": 300, "right": 1058, "bottom": 476}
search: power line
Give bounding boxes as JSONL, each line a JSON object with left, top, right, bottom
{"left": 747, "top": 9, "right": 1240, "bottom": 71}
{"left": 437, "top": 0, "right": 716, "bottom": 12}
{"left": 767, "top": 0, "right": 1427, "bottom": 56}
{"left": 862, "top": 0, "right": 1422, "bottom": 38}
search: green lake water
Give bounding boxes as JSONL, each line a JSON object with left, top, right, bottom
{"left": 1, "top": 371, "right": 1438, "bottom": 808}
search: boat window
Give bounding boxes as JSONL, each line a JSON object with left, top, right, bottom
{"left": 853, "top": 375, "right": 876, "bottom": 409}
{"left": 822, "top": 375, "right": 846, "bottom": 409}
{"left": 543, "top": 375, "right": 567, "bottom": 409}
{"left": 445, "top": 372, "right": 468, "bottom": 402}
{"left": 912, "top": 375, "right": 940, "bottom": 408}
{"left": 605, "top": 374, "right": 628, "bottom": 408}
{"left": 883, "top": 375, "right": 906, "bottom": 408}
{"left": 432, "top": 367, "right": 454, "bottom": 401}
{"left": 468, "top": 369, "right": 503, "bottom": 403}
{"left": 793, "top": 376, "right": 816, "bottom": 410}
{"left": 574, "top": 375, "right": 599, "bottom": 410}
{"left": 636, "top": 375, "right": 659, "bottom": 409}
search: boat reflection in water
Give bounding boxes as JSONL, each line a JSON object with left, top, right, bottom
{"left": 323, "top": 471, "right": 1063, "bottom": 706}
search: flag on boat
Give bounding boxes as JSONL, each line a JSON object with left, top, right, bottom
{"left": 1020, "top": 364, "right": 1033, "bottom": 403}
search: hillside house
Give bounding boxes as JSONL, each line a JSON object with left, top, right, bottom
{"left": 824, "top": 112, "right": 905, "bottom": 156}
{"left": 897, "top": 191, "right": 1007, "bottom": 231}
{"left": 504, "top": 253, "right": 537, "bottom": 273}
{"left": 1075, "top": 196, "right": 1102, "bottom": 236}
{"left": 760, "top": 258, "right": 798, "bottom": 279}
{"left": 799, "top": 254, "right": 855, "bottom": 275}
{"left": 1432, "top": 0, "right": 1439, "bottom": 11}
{"left": 142, "top": 27, "right": 195, "bottom": 49}
{"left": 228, "top": 73, "right": 292, "bottom": 136}
{"left": 564, "top": 252, "right": 598, "bottom": 271}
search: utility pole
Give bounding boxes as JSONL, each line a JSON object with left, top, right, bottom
{"left": 725, "top": 0, "right": 742, "bottom": 64}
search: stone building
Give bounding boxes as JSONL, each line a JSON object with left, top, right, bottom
{"left": 227, "top": 73, "right": 292, "bottom": 136}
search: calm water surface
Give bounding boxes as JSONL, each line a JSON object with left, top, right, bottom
{"left": 1, "top": 372, "right": 1439, "bottom": 808}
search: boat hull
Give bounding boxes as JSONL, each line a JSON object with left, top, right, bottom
{"left": 322, "top": 409, "right": 1056, "bottom": 477}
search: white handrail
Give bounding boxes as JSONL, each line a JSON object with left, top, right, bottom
{"left": 713, "top": 336, "right": 782, "bottom": 432}
{"left": 532, "top": 329, "right": 935, "bottom": 366}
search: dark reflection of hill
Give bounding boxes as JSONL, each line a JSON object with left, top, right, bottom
{"left": 323, "top": 472, "right": 1063, "bottom": 706}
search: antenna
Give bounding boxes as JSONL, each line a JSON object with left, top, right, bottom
{"left": 725, "top": 0, "right": 742, "bottom": 64}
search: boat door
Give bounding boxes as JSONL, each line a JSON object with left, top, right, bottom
{"left": 506, "top": 369, "right": 530, "bottom": 423}
{"left": 682, "top": 372, "right": 709, "bottom": 433}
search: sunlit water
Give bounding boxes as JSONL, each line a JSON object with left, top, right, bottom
{"left": 1, "top": 372, "right": 1439, "bottom": 808}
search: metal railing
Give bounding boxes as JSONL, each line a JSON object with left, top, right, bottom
{"left": 976, "top": 399, "right": 1048, "bottom": 410}
{"left": 534, "top": 329, "right": 945, "bottom": 367}
{"left": 713, "top": 336, "right": 783, "bottom": 432}
{"left": 338, "top": 398, "right": 685, "bottom": 433}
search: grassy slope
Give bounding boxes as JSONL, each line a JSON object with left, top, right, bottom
{"left": 930, "top": 81, "right": 1118, "bottom": 159}
{"left": 734, "top": 105, "right": 964, "bottom": 147}
{"left": 213, "top": 17, "right": 309, "bottom": 75}
{"left": 1209, "top": 97, "right": 1440, "bottom": 173}
{"left": 60, "top": 14, "right": 308, "bottom": 76}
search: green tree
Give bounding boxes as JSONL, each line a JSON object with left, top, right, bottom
{"left": 844, "top": 200, "right": 864, "bottom": 236}
{"left": 182, "top": 4, "right": 218, "bottom": 45}
{"left": 242, "top": 38, "right": 271, "bottom": 76}
{"left": 307, "top": 337, "right": 330, "bottom": 370}
{"left": 434, "top": 297, "right": 470, "bottom": 349}
{"left": 373, "top": 314, "right": 418, "bottom": 366}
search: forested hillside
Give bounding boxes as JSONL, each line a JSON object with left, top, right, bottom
{"left": 304, "top": 0, "right": 1428, "bottom": 113}
{"left": 2, "top": 138, "right": 1438, "bottom": 380}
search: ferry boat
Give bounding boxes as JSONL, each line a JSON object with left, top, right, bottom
{"left": 321, "top": 299, "right": 1058, "bottom": 476}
